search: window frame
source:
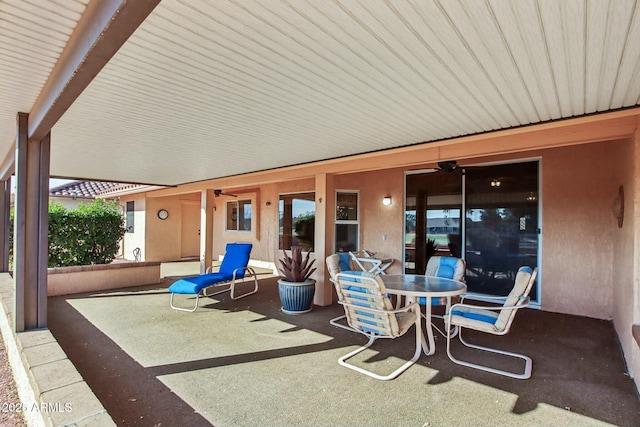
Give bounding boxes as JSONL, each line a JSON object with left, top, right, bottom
{"left": 125, "top": 201, "right": 134, "bottom": 233}
{"left": 334, "top": 190, "right": 359, "bottom": 252}
{"left": 278, "top": 191, "right": 316, "bottom": 251}
{"left": 225, "top": 199, "right": 252, "bottom": 232}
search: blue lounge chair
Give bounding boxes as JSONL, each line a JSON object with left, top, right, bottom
{"left": 169, "top": 242, "right": 258, "bottom": 312}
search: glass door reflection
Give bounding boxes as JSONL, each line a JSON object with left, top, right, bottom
{"left": 464, "top": 162, "right": 539, "bottom": 299}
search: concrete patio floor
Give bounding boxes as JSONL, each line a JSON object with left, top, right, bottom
{"left": 46, "top": 267, "right": 640, "bottom": 427}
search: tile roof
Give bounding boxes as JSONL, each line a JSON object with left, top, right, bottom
{"left": 49, "top": 181, "right": 126, "bottom": 199}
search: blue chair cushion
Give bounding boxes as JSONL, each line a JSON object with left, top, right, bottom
{"left": 169, "top": 242, "right": 253, "bottom": 295}
{"left": 169, "top": 272, "right": 234, "bottom": 294}
{"left": 337, "top": 253, "right": 351, "bottom": 272}
{"left": 418, "top": 257, "right": 461, "bottom": 306}
{"left": 451, "top": 308, "right": 497, "bottom": 324}
{"left": 434, "top": 257, "right": 459, "bottom": 279}
{"left": 218, "top": 243, "right": 252, "bottom": 278}
{"left": 418, "top": 296, "right": 447, "bottom": 306}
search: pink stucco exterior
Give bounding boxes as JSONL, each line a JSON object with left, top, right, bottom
{"left": 111, "top": 112, "right": 640, "bottom": 389}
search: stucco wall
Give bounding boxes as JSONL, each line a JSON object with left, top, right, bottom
{"left": 542, "top": 141, "right": 623, "bottom": 319}
{"left": 146, "top": 195, "right": 187, "bottom": 261}
{"left": 131, "top": 141, "right": 633, "bottom": 321}
{"left": 334, "top": 168, "right": 405, "bottom": 275}
{"left": 120, "top": 194, "right": 147, "bottom": 261}
{"left": 48, "top": 262, "right": 161, "bottom": 296}
{"left": 610, "top": 134, "right": 639, "bottom": 386}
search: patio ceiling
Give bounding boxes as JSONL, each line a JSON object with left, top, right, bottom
{"left": 1, "top": 0, "right": 640, "bottom": 187}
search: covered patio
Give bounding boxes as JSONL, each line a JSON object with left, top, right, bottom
{"left": 45, "top": 273, "right": 639, "bottom": 427}
{"left": 1, "top": 2, "right": 640, "bottom": 425}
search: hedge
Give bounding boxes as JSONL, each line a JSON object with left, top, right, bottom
{"left": 10, "top": 199, "right": 125, "bottom": 268}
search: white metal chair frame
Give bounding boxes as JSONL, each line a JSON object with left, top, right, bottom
{"left": 349, "top": 250, "right": 394, "bottom": 275}
{"left": 326, "top": 254, "right": 358, "bottom": 332}
{"left": 445, "top": 268, "right": 537, "bottom": 379}
{"left": 334, "top": 272, "right": 423, "bottom": 380}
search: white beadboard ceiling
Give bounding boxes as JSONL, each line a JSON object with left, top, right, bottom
{"left": 2, "top": 0, "right": 640, "bottom": 186}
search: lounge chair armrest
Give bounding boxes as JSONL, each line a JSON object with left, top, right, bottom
{"left": 232, "top": 266, "right": 256, "bottom": 280}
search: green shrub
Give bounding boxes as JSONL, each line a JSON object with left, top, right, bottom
{"left": 10, "top": 199, "right": 125, "bottom": 268}
{"left": 48, "top": 199, "right": 125, "bottom": 267}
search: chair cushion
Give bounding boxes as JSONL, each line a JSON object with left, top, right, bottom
{"left": 169, "top": 272, "right": 232, "bottom": 294}
{"left": 450, "top": 306, "right": 499, "bottom": 333}
{"left": 395, "top": 311, "right": 418, "bottom": 335}
{"left": 495, "top": 266, "right": 534, "bottom": 330}
{"left": 417, "top": 296, "right": 447, "bottom": 306}
{"left": 419, "top": 256, "right": 465, "bottom": 306}
{"left": 218, "top": 243, "right": 252, "bottom": 278}
{"left": 337, "top": 252, "right": 352, "bottom": 271}
{"left": 337, "top": 273, "right": 398, "bottom": 335}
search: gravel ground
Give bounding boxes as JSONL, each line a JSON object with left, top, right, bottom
{"left": 0, "top": 335, "right": 27, "bottom": 427}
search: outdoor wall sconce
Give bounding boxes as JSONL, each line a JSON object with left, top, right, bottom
{"left": 490, "top": 179, "right": 501, "bottom": 187}
{"left": 382, "top": 197, "right": 392, "bottom": 206}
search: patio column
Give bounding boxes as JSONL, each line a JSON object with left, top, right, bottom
{"left": 200, "top": 189, "right": 214, "bottom": 274}
{"left": 13, "top": 112, "right": 50, "bottom": 331}
{"left": 0, "top": 178, "right": 11, "bottom": 272}
{"left": 314, "top": 173, "right": 334, "bottom": 306}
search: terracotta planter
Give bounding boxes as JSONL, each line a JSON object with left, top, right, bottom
{"left": 278, "top": 279, "right": 316, "bottom": 314}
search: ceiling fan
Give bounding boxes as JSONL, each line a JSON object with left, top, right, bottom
{"left": 214, "top": 189, "right": 237, "bottom": 197}
{"left": 436, "top": 160, "right": 462, "bottom": 173}
{"left": 433, "top": 160, "right": 487, "bottom": 174}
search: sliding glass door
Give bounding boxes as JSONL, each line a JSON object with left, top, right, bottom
{"left": 464, "top": 162, "right": 539, "bottom": 298}
{"left": 405, "top": 161, "right": 540, "bottom": 302}
{"left": 405, "top": 171, "right": 462, "bottom": 274}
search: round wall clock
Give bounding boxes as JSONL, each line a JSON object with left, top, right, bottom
{"left": 157, "top": 209, "right": 169, "bottom": 220}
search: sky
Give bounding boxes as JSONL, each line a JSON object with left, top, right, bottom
{"left": 9, "top": 177, "right": 75, "bottom": 193}
{"left": 49, "top": 178, "right": 74, "bottom": 189}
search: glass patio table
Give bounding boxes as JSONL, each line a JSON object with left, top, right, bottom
{"left": 382, "top": 275, "right": 467, "bottom": 356}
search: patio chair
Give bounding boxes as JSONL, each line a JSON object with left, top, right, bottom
{"left": 445, "top": 266, "right": 538, "bottom": 379}
{"left": 349, "top": 250, "right": 394, "bottom": 275}
{"left": 333, "top": 272, "right": 422, "bottom": 380}
{"left": 168, "top": 242, "right": 258, "bottom": 312}
{"left": 418, "top": 256, "right": 466, "bottom": 333}
{"left": 326, "top": 254, "right": 364, "bottom": 331}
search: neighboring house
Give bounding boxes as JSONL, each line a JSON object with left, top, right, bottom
{"left": 49, "top": 181, "right": 125, "bottom": 210}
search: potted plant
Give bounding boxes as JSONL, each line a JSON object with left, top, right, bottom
{"left": 278, "top": 246, "right": 317, "bottom": 314}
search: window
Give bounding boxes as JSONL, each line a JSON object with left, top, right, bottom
{"left": 335, "top": 191, "right": 359, "bottom": 252}
{"left": 125, "top": 201, "right": 134, "bottom": 233}
{"left": 279, "top": 192, "right": 315, "bottom": 251}
{"left": 226, "top": 200, "right": 252, "bottom": 231}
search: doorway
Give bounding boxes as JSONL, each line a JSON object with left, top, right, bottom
{"left": 181, "top": 201, "right": 200, "bottom": 259}
{"left": 405, "top": 161, "right": 540, "bottom": 302}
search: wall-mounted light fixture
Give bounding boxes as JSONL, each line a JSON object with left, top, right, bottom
{"left": 490, "top": 179, "right": 501, "bottom": 187}
{"left": 382, "top": 196, "right": 392, "bottom": 206}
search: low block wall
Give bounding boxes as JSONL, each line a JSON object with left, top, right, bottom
{"left": 47, "top": 261, "right": 161, "bottom": 296}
